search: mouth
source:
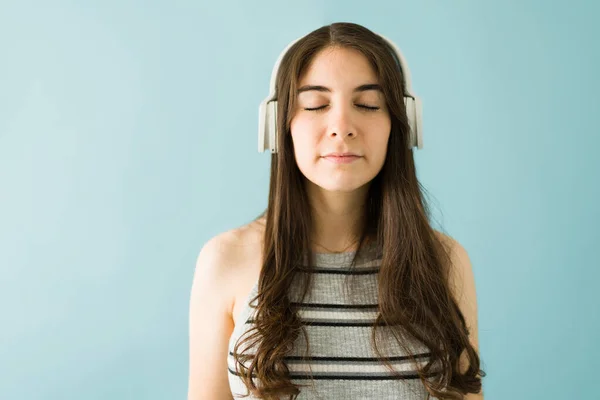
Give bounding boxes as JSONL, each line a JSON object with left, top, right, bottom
{"left": 322, "top": 155, "right": 362, "bottom": 164}
{"left": 323, "top": 152, "right": 360, "bottom": 157}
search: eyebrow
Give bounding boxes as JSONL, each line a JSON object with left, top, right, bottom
{"left": 297, "top": 83, "right": 382, "bottom": 94}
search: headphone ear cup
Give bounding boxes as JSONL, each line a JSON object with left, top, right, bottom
{"left": 414, "top": 95, "right": 423, "bottom": 149}
{"left": 267, "top": 101, "right": 278, "bottom": 153}
{"left": 258, "top": 99, "right": 279, "bottom": 153}
{"left": 404, "top": 96, "right": 417, "bottom": 149}
{"left": 258, "top": 100, "right": 268, "bottom": 152}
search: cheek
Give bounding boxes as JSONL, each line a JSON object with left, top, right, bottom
{"left": 376, "top": 120, "right": 391, "bottom": 150}
{"left": 290, "top": 119, "right": 320, "bottom": 156}
{"left": 368, "top": 130, "right": 390, "bottom": 165}
{"left": 377, "top": 134, "right": 391, "bottom": 158}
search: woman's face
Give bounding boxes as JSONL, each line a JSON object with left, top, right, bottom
{"left": 290, "top": 46, "right": 391, "bottom": 193}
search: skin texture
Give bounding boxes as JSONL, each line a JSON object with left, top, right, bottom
{"left": 290, "top": 46, "right": 391, "bottom": 252}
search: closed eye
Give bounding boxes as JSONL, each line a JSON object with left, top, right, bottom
{"left": 304, "top": 104, "right": 380, "bottom": 112}
{"left": 358, "top": 104, "right": 380, "bottom": 111}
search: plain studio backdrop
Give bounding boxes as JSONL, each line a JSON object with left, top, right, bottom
{"left": 1, "top": 1, "right": 598, "bottom": 399}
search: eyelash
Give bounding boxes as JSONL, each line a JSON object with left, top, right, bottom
{"left": 304, "top": 104, "right": 380, "bottom": 112}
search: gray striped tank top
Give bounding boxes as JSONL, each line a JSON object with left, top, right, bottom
{"left": 227, "top": 241, "right": 438, "bottom": 399}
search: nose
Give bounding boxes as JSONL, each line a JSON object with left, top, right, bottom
{"left": 327, "top": 103, "right": 357, "bottom": 141}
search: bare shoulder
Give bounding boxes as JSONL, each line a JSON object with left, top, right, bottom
{"left": 187, "top": 217, "right": 265, "bottom": 400}
{"left": 194, "top": 217, "right": 266, "bottom": 312}
{"left": 433, "top": 229, "right": 460, "bottom": 253}
{"left": 433, "top": 229, "right": 481, "bottom": 383}
{"left": 198, "top": 216, "right": 265, "bottom": 269}
{"left": 214, "top": 217, "right": 265, "bottom": 262}
{"left": 226, "top": 216, "right": 266, "bottom": 253}
{"left": 432, "top": 230, "right": 472, "bottom": 290}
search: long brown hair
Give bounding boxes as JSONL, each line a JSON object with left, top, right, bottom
{"left": 232, "top": 22, "right": 485, "bottom": 399}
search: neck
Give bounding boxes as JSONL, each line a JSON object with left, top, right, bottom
{"left": 306, "top": 180, "right": 370, "bottom": 253}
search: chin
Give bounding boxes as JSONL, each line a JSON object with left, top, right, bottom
{"left": 312, "top": 178, "right": 371, "bottom": 193}
{"left": 300, "top": 166, "right": 377, "bottom": 193}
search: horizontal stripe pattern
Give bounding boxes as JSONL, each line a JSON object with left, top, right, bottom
{"left": 227, "top": 242, "right": 436, "bottom": 399}
{"left": 228, "top": 350, "right": 434, "bottom": 377}
{"left": 227, "top": 367, "right": 434, "bottom": 381}
{"left": 297, "top": 266, "right": 380, "bottom": 275}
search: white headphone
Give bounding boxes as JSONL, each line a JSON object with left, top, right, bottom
{"left": 258, "top": 33, "right": 423, "bottom": 153}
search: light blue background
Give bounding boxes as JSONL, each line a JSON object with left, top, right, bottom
{"left": 1, "top": 1, "right": 598, "bottom": 399}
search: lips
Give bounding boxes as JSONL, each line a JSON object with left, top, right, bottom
{"left": 322, "top": 155, "right": 362, "bottom": 164}
{"left": 323, "top": 152, "right": 360, "bottom": 157}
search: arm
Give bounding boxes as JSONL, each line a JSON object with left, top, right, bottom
{"left": 187, "top": 235, "right": 236, "bottom": 400}
{"left": 444, "top": 234, "right": 485, "bottom": 400}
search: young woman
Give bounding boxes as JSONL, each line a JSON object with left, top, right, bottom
{"left": 188, "top": 22, "right": 485, "bottom": 400}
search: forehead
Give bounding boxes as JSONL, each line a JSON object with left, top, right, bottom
{"left": 298, "top": 46, "right": 379, "bottom": 87}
